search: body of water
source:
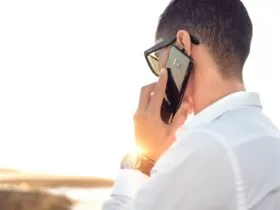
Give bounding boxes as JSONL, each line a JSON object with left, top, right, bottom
{"left": 48, "top": 187, "right": 110, "bottom": 210}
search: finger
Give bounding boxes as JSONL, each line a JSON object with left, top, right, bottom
{"left": 137, "top": 83, "right": 157, "bottom": 112}
{"left": 147, "top": 68, "right": 168, "bottom": 113}
{"left": 169, "top": 102, "right": 190, "bottom": 135}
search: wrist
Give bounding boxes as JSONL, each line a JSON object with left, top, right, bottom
{"left": 144, "top": 152, "right": 159, "bottom": 163}
{"left": 144, "top": 138, "right": 173, "bottom": 162}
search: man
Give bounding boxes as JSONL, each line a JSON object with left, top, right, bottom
{"left": 102, "top": 0, "right": 280, "bottom": 209}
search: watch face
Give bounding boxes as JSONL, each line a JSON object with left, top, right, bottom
{"left": 121, "top": 153, "right": 141, "bottom": 169}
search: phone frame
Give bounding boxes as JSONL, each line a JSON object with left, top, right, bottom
{"left": 163, "top": 45, "right": 193, "bottom": 123}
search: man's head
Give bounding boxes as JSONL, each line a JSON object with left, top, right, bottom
{"left": 153, "top": 0, "right": 253, "bottom": 114}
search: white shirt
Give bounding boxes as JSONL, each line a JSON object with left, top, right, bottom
{"left": 102, "top": 91, "right": 280, "bottom": 210}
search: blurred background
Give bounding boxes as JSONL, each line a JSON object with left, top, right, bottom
{"left": 0, "top": 0, "right": 279, "bottom": 209}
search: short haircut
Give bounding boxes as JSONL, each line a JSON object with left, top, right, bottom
{"left": 156, "top": 0, "right": 253, "bottom": 78}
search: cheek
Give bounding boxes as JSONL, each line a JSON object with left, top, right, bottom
{"left": 158, "top": 50, "right": 170, "bottom": 70}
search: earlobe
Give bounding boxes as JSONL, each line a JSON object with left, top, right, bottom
{"left": 176, "top": 30, "right": 192, "bottom": 56}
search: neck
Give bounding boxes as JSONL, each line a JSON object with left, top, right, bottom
{"left": 194, "top": 79, "right": 245, "bottom": 115}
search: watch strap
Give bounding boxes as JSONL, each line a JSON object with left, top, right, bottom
{"left": 139, "top": 155, "right": 155, "bottom": 176}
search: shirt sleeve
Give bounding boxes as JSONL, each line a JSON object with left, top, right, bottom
{"left": 102, "top": 130, "right": 237, "bottom": 210}
{"left": 102, "top": 169, "right": 149, "bottom": 209}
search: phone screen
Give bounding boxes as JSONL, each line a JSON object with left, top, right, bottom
{"left": 160, "top": 45, "right": 193, "bottom": 124}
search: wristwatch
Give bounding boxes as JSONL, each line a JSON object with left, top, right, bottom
{"left": 120, "top": 153, "right": 155, "bottom": 176}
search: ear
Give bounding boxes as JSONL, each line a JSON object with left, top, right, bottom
{"left": 176, "top": 30, "right": 192, "bottom": 56}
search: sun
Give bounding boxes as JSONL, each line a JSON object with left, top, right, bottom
{"left": 126, "top": 143, "right": 144, "bottom": 154}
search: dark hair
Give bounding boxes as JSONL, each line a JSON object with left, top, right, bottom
{"left": 156, "top": 0, "right": 253, "bottom": 78}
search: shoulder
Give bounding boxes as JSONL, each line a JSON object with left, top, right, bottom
{"left": 152, "top": 128, "right": 230, "bottom": 175}
{"left": 150, "top": 128, "right": 237, "bottom": 208}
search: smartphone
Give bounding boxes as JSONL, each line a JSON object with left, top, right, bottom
{"left": 160, "top": 45, "right": 193, "bottom": 124}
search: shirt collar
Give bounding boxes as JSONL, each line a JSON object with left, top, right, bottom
{"left": 183, "top": 91, "right": 262, "bottom": 129}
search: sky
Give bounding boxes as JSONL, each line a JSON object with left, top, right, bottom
{"left": 0, "top": 0, "right": 279, "bottom": 178}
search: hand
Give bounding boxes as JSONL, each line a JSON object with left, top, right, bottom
{"left": 134, "top": 68, "right": 190, "bottom": 161}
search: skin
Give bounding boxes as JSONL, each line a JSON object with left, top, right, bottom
{"left": 134, "top": 30, "right": 246, "bottom": 161}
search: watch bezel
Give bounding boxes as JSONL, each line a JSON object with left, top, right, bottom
{"left": 120, "top": 153, "right": 141, "bottom": 169}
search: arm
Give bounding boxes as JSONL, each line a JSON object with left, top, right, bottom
{"left": 102, "top": 131, "right": 237, "bottom": 210}
{"left": 102, "top": 169, "right": 149, "bottom": 209}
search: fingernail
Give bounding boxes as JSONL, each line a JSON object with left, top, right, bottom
{"left": 160, "top": 68, "right": 167, "bottom": 75}
{"left": 181, "top": 102, "right": 188, "bottom": 108}
{"left": 182, "top": 103, "right": 190, "bottom": 112}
